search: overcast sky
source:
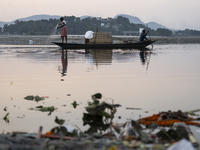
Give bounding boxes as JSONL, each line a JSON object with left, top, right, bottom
{"left": 0, "top": 0, "right": 199, "bottom": 30}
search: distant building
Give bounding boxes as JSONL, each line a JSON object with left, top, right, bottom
{"left": 101, "top": 23, "right": 105, "bottom": 27}
{"left": 96, "top": 17, "right": 101, "bottom": 21}
{"left": 139, "top": 28, "right": 144, "bottom": 35}
{"left": 101, "top": 23, "right": 110, "bottom": 28}
{"left": 100, "top": 18, "right": 111, "bottom": 28}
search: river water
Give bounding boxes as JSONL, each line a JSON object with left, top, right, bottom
{"left": 0, "top": 44, "right": 200, "bottom": 136}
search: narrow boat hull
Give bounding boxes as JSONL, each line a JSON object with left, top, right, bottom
{"left": 52, "top": 41, "right": 155, "bottom": 49}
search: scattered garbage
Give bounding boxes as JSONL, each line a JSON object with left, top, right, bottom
{"left": 167, "top": 138, "right": 196, "bottom": 150}
{"left": 43, "top": 116, "right": 80, "bottom": 139}
{"left": 36, "top": 94, "right": 200, "bottom": 149}
{"left": 1, "top": 93, "right": 200, "bottom": 150}
{"left": 138, "top": 110, "right": 200, "bottom": 127}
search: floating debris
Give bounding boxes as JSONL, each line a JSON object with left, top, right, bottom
{"left": 55, "top": 116, "right": 65, "bottom": 125}
{"left": 17, "top": 115, "right": 25, "bottom": 119}
{"left": 92, "top": 93, "right": 102, "bottom": 99}
{"left": 39, "top": 106, "right": 55, "bottom": 112}
{"left": 3, "top": 107, "right": 7, "bottom": 111}
{"left": 82, "top": 93, "right": 117, "bottom": 134}
{"left": 24, "top": 95, "right": 34, "bottom": 100}
{"left": 28, "top": 106, "right": 56, "bottom": 116}
{"left": 85, "top": 93, "right": 116, "bottom": 118}
{"left": 113, "top": 104, "right": 122, "bottom": 107}
{"left": 71, "top": 101, "right": 78, "bottom": 108}
{"left": 126, "top": 107, "right": 141, "bottom": 110}
{"left": 24, "top": 95, "right": 45, "bottom": 102}
{"left": 36, "top": 105, "right": 43, "bottom": 108}
{"left": 3, "top": 113, "right": 9, "bottom": 123}
{"left": 35, "top": 95, "right": 45, "bottom": 102}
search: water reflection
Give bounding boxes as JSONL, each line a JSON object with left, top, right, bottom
{"left": 58, "top": 48, "right": 152, "bottom": 75}
{"left": 139, "top": 51, "right": 148, "bottom": 65}
{"left": 60, "top": 49, "right": 68, "bottom": 76}
{"left": 139, "top": 50, "right": 152, "bottom": 70}
{"left": 89, "top": 49, "right": 112, "bottom": 68}
{"left": 88, "top": 48, "right": 153, "bottom": 67}
{"left": 1, "top": 44, "right": 200, "bottom": 135}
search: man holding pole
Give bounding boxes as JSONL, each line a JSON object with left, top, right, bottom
{"left": 139, "top": 29, "right": 149, "bottom": 42}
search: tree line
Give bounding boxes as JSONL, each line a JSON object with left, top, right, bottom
{"left": 1, "top": 16, "right": 200, "bottom": 36}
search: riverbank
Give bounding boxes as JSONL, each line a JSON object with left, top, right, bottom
{"left": 113, "top": 36, "right": 200, "bottom": 44}
{"left": 0, "top": 125, "right": 198, "bottom": 150}
{"left": 0, "top": 35, "right": 200, "bottom": 45}
{"left": 0, "top": 133, "right": 130, "bottom": 150}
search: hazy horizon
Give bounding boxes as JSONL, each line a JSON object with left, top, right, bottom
{"left": 1, "top": 0, "right": 200, "bottom": 30}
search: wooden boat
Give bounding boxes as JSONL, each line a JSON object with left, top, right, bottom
{"left": 52, "top": 41, "right": 155, "bottom": 49}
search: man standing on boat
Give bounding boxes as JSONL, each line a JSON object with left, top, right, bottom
{"left": 139, "top": 29, "right": 149, "bottom": 42}
{"left": 58, "top": 17, "right": 68, "bottom": 43}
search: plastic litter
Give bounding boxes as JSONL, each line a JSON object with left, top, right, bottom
{"left": 167, "top": 139, "right": 195, "bottom": 150}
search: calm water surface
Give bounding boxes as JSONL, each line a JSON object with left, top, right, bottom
{"left": 0, "top": 44, "right": 200, "bottom": 134}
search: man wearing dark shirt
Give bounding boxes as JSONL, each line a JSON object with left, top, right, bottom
{"left": 140, "top": 29, "right": 149, "bottom": 42}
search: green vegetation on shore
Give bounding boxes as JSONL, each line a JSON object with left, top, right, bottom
{"left": 1, "top": 16, "right": 200, "bottom": 36}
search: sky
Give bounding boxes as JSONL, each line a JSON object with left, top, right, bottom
{"left": 0, "top": 0, "right": 200, "bottom": 30}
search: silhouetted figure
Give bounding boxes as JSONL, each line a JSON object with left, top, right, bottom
{"left": 140, "top": 29, "right": 149, "bottom": 42}
{"left": 57, "top": 17, "right": 68, "bottom": 43}
{"left": 61, "top": 50, "right": 68, "bottom": 76}
{"left": 139, "top": 51, "right": 148, "bottom": 65}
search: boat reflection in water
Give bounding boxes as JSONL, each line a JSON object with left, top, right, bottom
{"left": 58, "top": 48, "right": 153, "bottom": 76}
{"left": 87, "top": 48, "right": 152, "bottom": 68}
{"left": 87, "top": 49, "right": 113, "bottom": 68}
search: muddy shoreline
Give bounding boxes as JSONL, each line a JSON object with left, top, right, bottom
{"left": 0, "top": 35, "right": 200, "bottom": 45}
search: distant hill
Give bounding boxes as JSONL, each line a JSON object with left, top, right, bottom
{"left": 0, "top": 21, "right": 8, "bottom": 28}
{"left": 17, "top": 14, "right": 61, "bottom": 21}
{"left": 114, "top": 14, "right": 172, "bottom": 30}
{"left": 0, "top": 14, "right": 61, "bottom": 28}
{"left": 79, "top": 15, "right": 93, "bottom": 20}
{"left": 0, "top": 15, "right": 92, "bottom": 28}
{"left": 146, "top": 22, "right": 167, "bottom": 30}
{"left": 146, "top": 22, "right": 177, "bottom": 31}
{"left": 0, "top": 14, "right": 174, "bottom": 30}
{"left": 114, "top": 14, "right": 144, "bottom": 24}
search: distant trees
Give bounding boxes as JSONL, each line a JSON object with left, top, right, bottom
{"left": 2, "top": 16, "right": 200, "bottom": 36}
{"left": 3, "top": 19, "right": 58, "bottom": 35}
{"left": 175, "top": 29, "right": 200, "bottom": 36}
{"left": 156, "top": 28, "right": 173, "bottom": 36}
